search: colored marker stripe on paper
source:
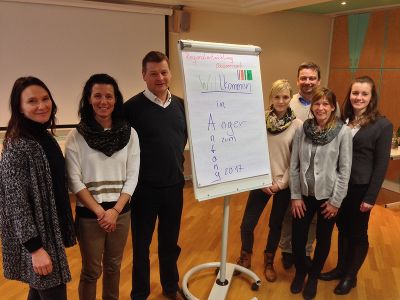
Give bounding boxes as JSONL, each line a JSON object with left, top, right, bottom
{"left": 237, "top": 70, "right": 253, "bottom": 80}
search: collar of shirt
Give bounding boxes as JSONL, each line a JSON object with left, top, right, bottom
{"left": 298, "top": 94, "right": 311, "bottom": 106}
{"left": 143, "top": 88, "right": 172, "bottom": 108}
{"left": 345, "top": 118, "right": 360, "bottom": 137}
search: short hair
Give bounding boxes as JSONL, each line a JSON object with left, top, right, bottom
{"left": 341, "top": 76, "right": 380, "bottom": 126}
{"left": 310, "top": 86, "right": 338, "bottom": 128}
{"left": 4, "top": 76, "right": 57, "bottom": 146}
{"left": 297, "top": 62, "right": 321, "bottom": 80}
{"left": 78, "top": 73, "right": 124, "bottom": 123}
{"left": 269, "top": 79, "right": 293, "bottom": 100}
{"left": 142, "top": 51, "right": 169, "bottom": 73}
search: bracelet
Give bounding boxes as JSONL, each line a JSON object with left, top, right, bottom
{"left": 112, "top": 207, "right": 121, "bottom": 214}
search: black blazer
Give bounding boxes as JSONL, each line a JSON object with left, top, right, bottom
{"left": 349, "top": 116, "right": 393, "bottom": 205}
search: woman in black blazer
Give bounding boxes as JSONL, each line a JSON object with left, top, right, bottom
{"left": 319, "top": 76, "right": 393, "bottom": 295}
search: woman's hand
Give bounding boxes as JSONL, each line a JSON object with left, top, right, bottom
{"left": 31, "top": 248, "right": 52, "bottom": 275}
{"left": 262, "top": 183, "right": 280, "bottom": 196}
{"left": 360, "top": 201, "right": 373, "bottom": 212}
{"left": 320, "top": 201, "right": 338, "bottom": 219}
{"left": 261, "top": 187, "right": 274, "bottom": 196}
{"left": 270, "top": 183, "right": 280, "bottom": 194}
{"left": 98, "top": 209, "right": 119, "bottom": 232}
{"left": 292, "top": 199, "right": 306, "bottom": 218}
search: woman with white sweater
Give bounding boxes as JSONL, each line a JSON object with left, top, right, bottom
{"left": 65, "top": 74, "right": 140, "bottom": 300}
{"left": 236, "top": 79, "right": 302, "bottom": 282}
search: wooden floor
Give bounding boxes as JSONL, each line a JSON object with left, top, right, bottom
{"left": 1, "top": 181, "right": 400, "bottom": 300}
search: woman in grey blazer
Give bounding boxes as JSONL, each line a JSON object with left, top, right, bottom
{"left": 319, "top": 76, "right": 393, "bottom": 295}
{"left": 289, "top": 87, "right": 353, "bottom": 300}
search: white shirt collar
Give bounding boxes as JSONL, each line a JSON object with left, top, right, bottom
{"left": 143, "top": 88, "right": 172, "bottom": 108}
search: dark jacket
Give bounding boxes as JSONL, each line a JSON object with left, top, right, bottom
{"left": 0, "top": 137, "right": 75, "bottom": 290}
{"left": 349, "top": 116, "right": 393, "bottom": 204}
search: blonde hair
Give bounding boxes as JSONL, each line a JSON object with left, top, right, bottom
{"left": 269, "top": 79, "right": 293, "bottom": 101}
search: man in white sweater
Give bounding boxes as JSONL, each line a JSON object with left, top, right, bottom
{"left": 279, "top": 62, "right": 321, "bottom": 269}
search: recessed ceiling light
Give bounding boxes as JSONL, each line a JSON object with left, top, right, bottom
{"left": 341, "top": 1, "right": 347, "bottom": 5}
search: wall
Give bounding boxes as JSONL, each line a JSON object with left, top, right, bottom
{"left": 328, "top": 8, "right": 400, "bottom": 182}
{"left": 0, "top": 1, "right": 167, "bottom": 127}
{"left": 168, "top": 9, "right": 333, "bottom": 108}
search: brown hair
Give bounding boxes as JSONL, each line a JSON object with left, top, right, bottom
{"left": 297, "top": 62, "right": 321, "bottom": 80}
{"left": 142, "top": 51, "right": 169, "bottom": 73}
{"left": 4, "top": 76, "right": 57, "bottom": 147}
{"left": 341, "top": 75, "right": 380, "bottom": 127}
{"left": 311, "top": 86, "right": 338, "bottom": 128}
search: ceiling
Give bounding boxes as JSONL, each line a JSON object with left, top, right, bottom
{"left": 290, "top": 0, "right": 400, "bottom": 15}
{"left": 117, "top": 0, "right": 400, "bottom": 15}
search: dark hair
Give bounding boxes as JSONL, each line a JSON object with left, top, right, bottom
{"left": 297, "top": 62, "right": 321, "bottom": 80}
{"left": 78, "top": 73, "right": 124, "bottom": 122}
{"left": 311, "top": 86, "right": 338, "bottom": 128}
{"left": 342, "top": 76, "right": 380, "bottom": 126}
{"left": 142, "top": 51, "right": 169, "bottom": 73}
{"left": 4, "top": 76, "right": 57, "bottom": 146}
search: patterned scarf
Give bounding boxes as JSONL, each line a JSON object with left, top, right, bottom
{"left": 266, "top": 105, "right": 296, "bottom": 134}
{"left": 77, "top": 118, "right": 131, "bottom": 157}
{"left": 303, "top": 118, "right": 344, "bottom": 145}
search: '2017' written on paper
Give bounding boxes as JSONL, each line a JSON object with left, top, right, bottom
{"left": 183, "top": 52, "right": 265, "bottom": 187}
{"left": 199, "top": 75, "right": 251, "bottom": 184}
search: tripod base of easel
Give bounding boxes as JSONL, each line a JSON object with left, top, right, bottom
{"left": 182, "top": 262, "right": 261, "bottom": 300}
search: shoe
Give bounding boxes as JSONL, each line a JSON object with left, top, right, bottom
{"left": 234, "top": 250, "right": 252, "bottom": 275}
{"left": 290, "top": 272, "right": 306, "bottom": 294}
{"left": 163, "top": 289, "right": 186, "bottom": 300}
{"left": 282, "top": 252, "right": 294, "bottom": 269}
{"left": 334, "top": 276, "right": 357, "bottom": 295}
{"left": 264, "top": 252, "right": 277, "bottom": 282}
{"left": 302, "top": 277, "right": 318, "bottom": 300}
{"left": 319, "top": 267, "right": 343, "bottom": 281}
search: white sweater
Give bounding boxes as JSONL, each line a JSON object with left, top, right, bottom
{"left": 290, "top": 93, "right": 311, "bottom": 122}
{"left": 65, "top": 128, "right": 140, "bottom": 207}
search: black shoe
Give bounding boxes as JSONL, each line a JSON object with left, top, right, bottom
{"left": 163, "top": 289, "right": 187, "bottom": 300}
{"left": 334, "top": 276, "right": 357, "bottom": 295}
{"left": 319, "top": 267, "right": 343, "bottom": 281}
{"left": 290, "top": 272, "right": 306, "bottom": 294}
{"left": 302, "top": 277, "right": 318, "bottom": 300}
{"left": 282, "top": 252, "right": 294, "bottom": 269}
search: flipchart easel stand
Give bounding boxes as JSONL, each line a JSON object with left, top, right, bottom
{"left": 181, "top": 196, "right": 261, "bottom": 300}
{"left": 178, "top": 40, "right": 270, "bottom": 300}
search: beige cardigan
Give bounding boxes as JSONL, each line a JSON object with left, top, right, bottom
{"left": 268, "top": 118, "right": 303, "bottom": 190}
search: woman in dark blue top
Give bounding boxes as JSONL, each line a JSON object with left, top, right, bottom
{"left": 319, "top": 76, "right": 393, "bottom": 295}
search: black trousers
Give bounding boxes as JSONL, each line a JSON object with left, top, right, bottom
{"left": 27, "top": 284, "right": 66, "bottom": 300}
{"left": 240, "top": 188, "right": 291, "bottom": 254}
{"left": 292, "top": 195, "right": 336, "bottom": 277}
{"left": 130, "top": 182, "right": 184, "bottom": 300}
{"left": 336, "top": 184, "right": 370, "bottom": 277}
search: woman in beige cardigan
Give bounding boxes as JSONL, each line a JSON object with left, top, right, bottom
{"left": 236, "top": 79, "right": 302, "bottom": 282}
